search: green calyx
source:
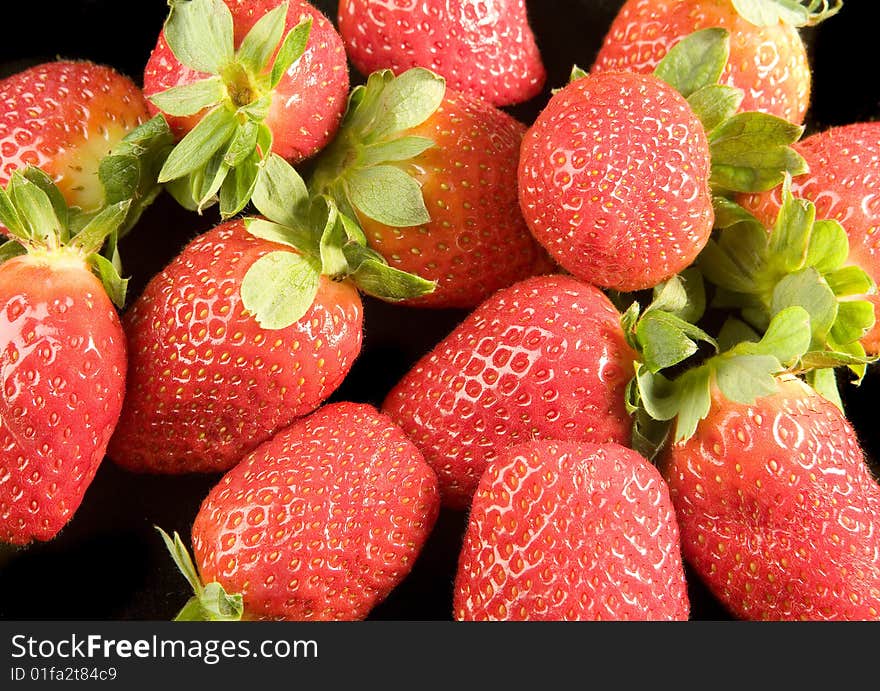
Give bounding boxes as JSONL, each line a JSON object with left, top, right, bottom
{"left": 153, "top": 0, "right": 314, "bottom": 217}
{"left": 0, "top": 166, "right": 134, "bottom": 308}
{"left": 156, "top": 527, "right": 244, "bottom": 622}
{"left": 697, "top": 175, "right": 876, "bottom": 382}
{"left": 309, "top": 67, "right": 446, "bottom": 230}
{"left": 731, "top": 0, "right": 843, "bottom": 28}
{"left": 653, "top": 28, "right": 808, "bottom": 196}
{"left": 241, "top": 154, "right": 436, "bottom": 330}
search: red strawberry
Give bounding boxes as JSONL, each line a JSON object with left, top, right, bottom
{"left": 107, "top": 218, "right": 364, "bottom": 474}
{"left": 310, "top": 68, "right": 549, "bottom": 309}
{"left": 519, "top": 70, "right": 713, "bottom": 292}
{"left": 591, "top": 0, "right": 833, "bottom": 125}
{"left": 142, "top": 0, "right": 349, "bottom": 216}
{"left": 454, "top": 439, "right": 690, "bottom": 621}
{"left": 381, "top": 274, "right": 638, "bottom": 509}
{"left": 0, "top": 60, "right": 151, "bottom": 215}
{"left": 518, "top": 29, "right": 806, "bottom": 293}
{"left": 337, "top": 0, "right": 546, "bottom": 107}
{"left": 0, "top": 168, "right": 130, "bottom": 545}
{"left": 159, "top": 401, "right": 440, "bottom": 621}
{"left": 660, "top": 376, "right": 880, "bottom": 620}
{"left": 738, "top": 122, "right": 880, "bottom": 353}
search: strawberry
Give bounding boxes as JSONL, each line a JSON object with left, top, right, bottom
{"left": 738, "top": 122, "right": 880, "bottom": 354}
{"left": 337, "top": 0, "right": 546, "bottom": 107}
{"left": 626, "top": 282, "right": 880, "bottom": 619}
{"left": 142, "top": 0, "right": 349, "bottom": 217}
{"left": 107, "top": 219, "right": 362, "bottom": 474}
{"left": 518, "top": 28, "right": 807, "bottom": 292}
{"left": 454, "top": 439, "right": 690, "bottom": 621}
{"left": 660, "top": 376, "right": 880, "bottom": 620}
{"left": 158, "top": 401, "right": 440, "bottom": 621}
{"left": 381, "top": 273, "right": 638, "bottom": 509}
{"left": 0, "top": 60, "right": 167, "bottom": 232}
{"left": 0, "top": 167, "right": 131, "bottom": 545}
{"left": 108, "top": 164, "right": 434, "bottom": 474}
{"left": 309, "top": 68, "right": 550, "bottom": 309}
{"left": 591, "top": 0, "right": 842, "bottom": 125}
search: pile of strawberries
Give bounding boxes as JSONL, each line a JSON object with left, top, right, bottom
{"left": 1, "top": 0, "right": 879, "bottom": 621}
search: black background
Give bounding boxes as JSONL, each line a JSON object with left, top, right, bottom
{"left": 0, "top": 0, "right": 878, "bottom": 621}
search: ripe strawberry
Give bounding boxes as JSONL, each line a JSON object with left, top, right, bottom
{"left": 159, "top": 401, "right": 440, "bottom": 621}
{"left": 591, "top": 0, "right": 840, "bottom": 124}
{"left": 518, "top": 28, "right": 806, "bottom": 292}
{"left": 107, "top": 218, "right": 364, "bottom": 474}
{"left": 738, "top": 122, "right": 880, "bottom": 353}
{"left": 337, "top": 0, "right": 546, "bottom": 107}
{"left": 0, "top": 168, "right": 130, "bottom": 545}
{"left": 454, "top": 439, "right": 690, "bottom": 621}
{"left": 0, "top": 60, "right": 152, "bottom": 217}
{"left": 143, "top": 0, "right": 349, "bottom": 216}
{"left": 660, "top": 376, "right": 880, "bottom": 620}
{"left": 381, "top": 274, "right": 638, "bottom": 509}
{"left": 310, "top": 68, "right": 549, "bottom": 309}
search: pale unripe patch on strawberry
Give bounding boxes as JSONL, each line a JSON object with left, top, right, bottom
{"left": 0, "top": 60, "right": 151, "bottom": 215}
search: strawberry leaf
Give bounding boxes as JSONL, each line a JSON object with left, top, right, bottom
{"left": 158, "top": 105, "right": 238, "bottom": 183}
{"left": 709, "top": 113, "right": 808, "bottom": 193}
{"left": 220, "top": 150, "right": 261, "bottom": 219}
{"left": 90, "top": 253, "right": 130, "bottom": 309}
{"left": 9, "top": 172, "right": 63, "bottom": 247}
{"left": 241, "top": 250, "right": 322, "bottom": 329}
{"left": 244, "top": 218, "right": 319, "bottom": 256}
{"left": 831, "top": 301, "right": 876, "bottom": 346}
{"left": 164, "top": 0, "right": 235, "bottom": 75}
{"left": 360, "top": 136, "right": 435, "bottom": 167}
{"left": 237, "top": 0, "right": 288, "bottom": 74}
{"left": 344, "top": 243, "right": 437, "bottom": 301}
{"left": 270, "top": 17, "right": 312, "bottom": 89}
{"left": 318, "top": 200, "right": 348, "bottom": 277}
{"left": 825, "top": 266, "right": 874, "bottom": 297}
{"left": 251, "top": 153, "right": 309, "bottom": 228}
{"left": 98, "top": 115, "right": 175, "bottom": 237}
{"left": 363, "top": 68, "right": 446, "bottom": 141}
{"left": 148, "top": 77, "right": 226, "bottom": 117}
{"left": 654, "top": 27, "right": 729, "bottom": 98}
{"left": 770, "top": 268, "right": 837, "bottom": 344}
{"left": 687, "top": 84, "right": 744, "bottom": 133}
{"left": 70, "top": 200, "right": 131, "bottom": 257}
{"left": 731, "top": 0, "right": 842, "bottom": 27}
{"left": 224, "top": 119, "right": 261, "bottom": 167}
{"left": 0, "top": 187, "right": 27, "bottom": 240}
{"left": 0, "top": 239, "right": 26, "bottom": 264}
{"left": 569, "top": 64, "right": 589, "bottom": 83}
{"left": 806, "top": 367, "right": 843, "bottom": 410}
{"left": 348, "top": 165, "right": 430, "bottom": 227}
{"left": 670, "top": 368, "right": 713, "bottom": 442}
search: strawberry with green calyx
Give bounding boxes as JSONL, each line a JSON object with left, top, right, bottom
{"left": 592, "top": 0, "right": 843, "bottom": 125}
{"left": 144, "top": 0, "right": 348, "bottom": 218}
{"left": 0, "top": 60, "right": 173, "bottom": 237}
{"left": 518, "top": 28, "right": 807, "bottom": 294}
{"left": 157, "top": 402, "right": 440, "bottom": 621}
{"left": 108, "top": 157, "right": 433, "bottom": 475}
{"left": 454, "top": 439, "right": 690, "bottom": 621}
{"left": 738, "top": 122, "right": 880, "bottom": 353}
{"left": 308, "top": 67, "right": 549, "bottom": 309}
{"left": 0, "top": 167, "right": 131, "bottom": 545}
{"left": 697, "top": 174, "right": 877, "bottom": 401}
{"left": 241, "top": 155, "right": 437, "bottom": 327}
